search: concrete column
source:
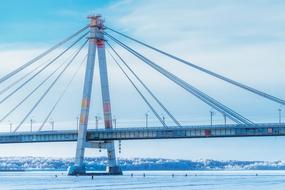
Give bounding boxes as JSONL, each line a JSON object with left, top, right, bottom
{"left": 96, "top": 17, "right": 122, "bottom": 175}
{"left": 68, "top": 16, "right": 97, "bottom": 175}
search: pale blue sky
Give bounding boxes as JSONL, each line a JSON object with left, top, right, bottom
{"left": 0, "top": 0, "right": 285, "bottom": 161}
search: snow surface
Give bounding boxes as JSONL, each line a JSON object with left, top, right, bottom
{"left": 1, "top": 171, "right": 285, "bottom": 190}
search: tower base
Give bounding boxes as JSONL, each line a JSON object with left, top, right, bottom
{"left": 67, "top": 165, "right": 86, "bottom": 176}
{"left": 107, "top": 166, "right": 123, "bottom": 175}
{"left": 67, "top": 165, "right": 122, "bottom": 176}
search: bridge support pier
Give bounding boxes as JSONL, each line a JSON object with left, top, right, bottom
{"left": 68, "top": 141, "right": 121, "bottom": 175}
{"left": 68, "top": 15, "right": 121, "bottom": 176}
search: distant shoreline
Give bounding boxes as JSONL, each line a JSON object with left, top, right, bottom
{"left": 0, "top": 169, "right": 25, "bottom": 172}
{"left": 1, "top": 157, "right": 285, "bottom": 171}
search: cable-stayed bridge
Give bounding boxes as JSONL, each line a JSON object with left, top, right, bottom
{"left": 0, "top": 15, "right": 284, "bottom": 175}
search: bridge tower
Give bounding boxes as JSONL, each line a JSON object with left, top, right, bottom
{"left": 68, "top": 15, "right": 122, "bottom": 175}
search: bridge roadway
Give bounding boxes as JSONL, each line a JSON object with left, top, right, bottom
{"left": 0, "top": 123, "right": 284, "bottom": 144}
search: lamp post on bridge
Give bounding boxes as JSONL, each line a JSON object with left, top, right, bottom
{"left": 95, "top": 115, "right": 101, "bottom": 129}
{"left": 278, "top": 108, "right": 282, "bottom": 124}
{"left": 76, "top": 116, "right": 79, "bottom": 131}
{"left": 113, "top": 115, "right": 117, "bottom": 129}
{"left": 210, "top": 110, "right": 215, "bottom": 126}
{"left": 223, "top": 114, "right": 227, "bottom": 126}
{"left": 30, "top": 117, "right": 35, "bottom": 132}
{"left": 145, "top": 112, "right": 149, "bottom": 128}
{"left": 8, "top": 121, "right": 12, "bottom": 133}
{"left": 50, "top": 120, "right": 54, "bottom": 131}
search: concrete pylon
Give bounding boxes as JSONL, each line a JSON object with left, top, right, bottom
{"left": 68, "top": 15, "right": 122, "bottom": 176}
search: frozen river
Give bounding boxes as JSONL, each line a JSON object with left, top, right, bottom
{"left": 1, "top": 170, "right": 285, "bottom": 190}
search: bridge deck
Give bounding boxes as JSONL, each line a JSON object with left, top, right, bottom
{"left": 0, "top": 123, "right": 284, "bottom": 144}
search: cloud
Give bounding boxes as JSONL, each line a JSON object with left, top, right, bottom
{"left": 104, "top": 0, "right": 285, "bottom": 88}
{"left": 110, "top": 0, "right": 285, "bottom": 46}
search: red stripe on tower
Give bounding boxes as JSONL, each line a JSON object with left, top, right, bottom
{"left": 96, "top": 40, "right": 105, "bottom": 48}
{"left": 103, "top": 102, "right": 111, "bottom": 113}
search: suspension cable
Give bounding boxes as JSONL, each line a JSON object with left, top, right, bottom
{"left": 0, "top": 32, "right": 88, "bottom": 104}
{"left": 107, "top": 34, "right": 251, "bottom": 124}
{"left": 0, "top": 41, "right": 88, "bottom": 123}
{"left": 107, "top": 49, "right": 167, "bottom": 127}
{"left": 105, "top": 27, "right": 285, "bottom": 106}
{"left": 0, "top": 59, "right": 49, "bottom": 96}
{"left": 106, "top": 34, "right": 254, "bottom": 125}
{"left": 106, "top": 42, "right": 181, "bottom": 127}
{"left": 0, "top": 25, "right": 89, "bottom": 85}
{"left": 13, "top": 40, "right": 88, "bottom": 132}
{"left": 0, "top": 45, "right": 77, "bottom": 97}
{"left": 38, "top": 54, "right": 88, "bottom": 131}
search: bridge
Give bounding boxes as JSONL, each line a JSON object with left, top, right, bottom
{"left": 0, "top": 15, "right": 284, "bottom": 175}
{"left": 0, "top": 124, "right": 285, "bottom": 144}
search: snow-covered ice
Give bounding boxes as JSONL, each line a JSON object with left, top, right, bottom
{"left": 1, "top": 170, "right": 285, "bottom": 190}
